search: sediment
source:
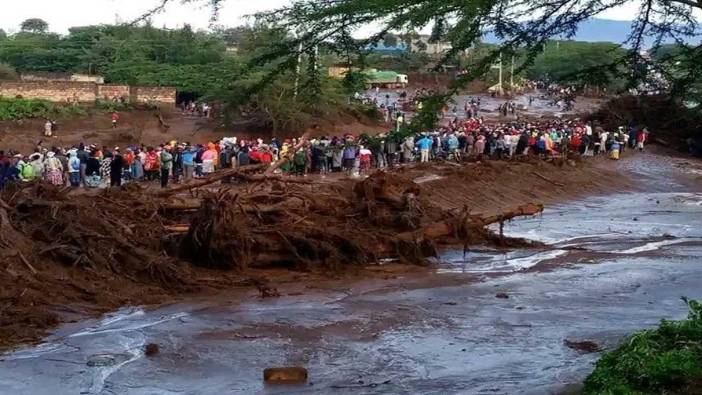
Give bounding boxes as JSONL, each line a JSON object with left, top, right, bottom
{"left": 0, "top": 156, "right": 630, "bottom": 352}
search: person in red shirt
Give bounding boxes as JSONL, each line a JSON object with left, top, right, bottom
{"left": 111, "top": 113, "right": 120, "bottom": 129}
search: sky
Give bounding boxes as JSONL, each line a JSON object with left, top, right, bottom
{"left": 0, "top": 0, "right": 642, "bottom": 35}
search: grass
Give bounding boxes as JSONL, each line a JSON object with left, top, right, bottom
{"left": 584, "top": 298, "right": 702, "bottom": 394}
{"left": 0, "top": 97, "right": 87, "bottom": 121}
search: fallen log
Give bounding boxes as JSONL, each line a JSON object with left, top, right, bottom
{"left": 396, "top": 203, "right": 544, "bottom": 244}
{"left": 230, "top": 173, "right": 317, "bottom": 184}
{"left": 264, "top": 132, "right": 309, "bottom": 175}
{"left": 158, "top": 164, "right": 267, "bottom": 196}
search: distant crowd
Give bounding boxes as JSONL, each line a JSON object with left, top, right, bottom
{"left": 0, "top": 116, "right": 648, "bottom": 190}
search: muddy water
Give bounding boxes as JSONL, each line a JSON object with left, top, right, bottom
{"left": 1, "top": 158, "right": 702, "bottom": 395}
{"left": 372, "top": 90, "right": 602, "bottom": 120}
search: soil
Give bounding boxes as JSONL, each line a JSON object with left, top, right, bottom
{"left": 0, "top": 108, "right": 385, "bottom": 154}
{"left": 0, "top": 152, "right": 635, "bottom": 353}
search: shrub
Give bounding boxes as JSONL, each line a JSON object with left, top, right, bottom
{"left": 584, "top": 298, "right": 702, "bottom": 394}
{"left": 0, "top": 97, "right": 86, "bottom": 120}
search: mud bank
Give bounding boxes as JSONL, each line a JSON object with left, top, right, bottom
{"left": 0, "top": 151, "right": 658, "bottom": 353}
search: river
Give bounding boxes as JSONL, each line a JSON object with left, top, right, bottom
{"left": 1, "top": 153, "right": 701, "bottom": 395}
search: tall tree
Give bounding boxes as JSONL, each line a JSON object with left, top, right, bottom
{"left": 20, "top": 18, "right": 49, "bottom": 34}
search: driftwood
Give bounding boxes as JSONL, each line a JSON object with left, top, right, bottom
{"left": 264, "top": 132, "right": 309, "bottom": 175}
{"left": 159, "top": 164, "right": 267, "bottom": 196}
{"left": 396, "top": 203, "right": 544, "bottom": 244}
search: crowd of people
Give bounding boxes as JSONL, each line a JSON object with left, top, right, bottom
{"left": 0, "top": 114, "right": 649, "bottom": 190}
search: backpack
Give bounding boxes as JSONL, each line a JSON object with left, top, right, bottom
{"left": 71, "top": 159, "right": 80, "bottom": 172}
{"left": 20, "top": 163, "right": 35, "bottom": 180}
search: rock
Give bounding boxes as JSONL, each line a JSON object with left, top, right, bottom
{"left": 564, "top": 339, "right": 601, "bottom": 353}
{"left": 264, "top": 367, "right": 308, "bottom": 384}
{"left": 567, "top": 159, "right": 577, "bottom": 167}
{"left": 145, "top": 343, "right": 159, "bottom": 356}
{"left": 495, "top": 293, "right": 509, "bottom": 299}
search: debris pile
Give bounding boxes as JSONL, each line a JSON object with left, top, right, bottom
{"left": 0, "top": 166, "right": 544, "bottom": 350}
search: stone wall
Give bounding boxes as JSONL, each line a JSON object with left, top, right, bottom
{"left": 131, "top": 86, "right": 176, "bottom": 106}
{"left": 0, "top": 81, "right": 97, "bottom": 103}
{"left": 97, "top": 85, "right": 130, "bottom": 101}
{"left": 20, "top": 73, "right": 104, "bottom": 84}
{"left": 0, "top": 82, "right": 176, "bottom": 106}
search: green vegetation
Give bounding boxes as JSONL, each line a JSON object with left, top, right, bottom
{"left": 0, "top": 97, "right": 87, "bottom": 121}
{"left": 0, "top": 63, "right": 17, "bottom": 80}
{"left": 525, "top": 41, "right": 628, "bottom": 90}
{"left": 584, "top": 298, "right": 702, "bottom": 394}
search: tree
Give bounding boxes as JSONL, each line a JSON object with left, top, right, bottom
{"left": 146, "top": 0, "right": 701, "bottom": 119}
{"left": 20, "top": 18, "right": 49, "bottom": 34}
{"left": 0, "top": 63, "right": 18, "bottom": 80}
{"left": 525, "top": 41, "right": 628, "bottom": 89}
{"left": 0, "top": 29, "right": 7, "bottom": 41}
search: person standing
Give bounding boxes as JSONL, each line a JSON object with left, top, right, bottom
{"left": 85, "top": 150, "right": 102, "bottom": 188}
{"left": 181, "top": 144, "right": 195, "bottom": 180}
{"left": 111, "top": 112, "right": 120, "bottom": 129}
{"left": 77, "top": 143, "right": 89, "bottom": 187}
{"left": 67, "top": 150, "right": 81, "bottom": 187}
{"left": 417, "top": 134, "right": 432, "bottom": 163}
{"left": 143, "top": 147, "right": 160, "bottom": 181}
{"left": 43, "top": 151, "right": 64, "bottom": 186}
{"left": 636, "top": 128, "right": 647, "bottom": 151}
{"left": 160, "top": 146, "right": 173, "bottom": 188}
{"left": 44, "top": 120, "right": 53, "bottom": 137}
{"left": 110, "top": 148, "right": 124, "bottom": 187}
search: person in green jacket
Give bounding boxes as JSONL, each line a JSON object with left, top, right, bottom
{"left": 17, "top": 158, "right": 35, "bottom": 182}
{"left": 160, "top": 146, "right": 173, "bottom": 188}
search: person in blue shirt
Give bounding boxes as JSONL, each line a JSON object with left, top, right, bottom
{"left": 181, "top": 144, "right": 196, "bottom": 180}
{"left": 417, "top": 134, "right": 433, "bottom": 163}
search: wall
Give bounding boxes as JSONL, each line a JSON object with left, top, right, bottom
{"left": 20, "top": 73, "right": 104, "bottom": 84}
{"left": 0, "top": 81, "right": 97, "bottom": 103}
{"left": 131, "top": 86, "right": 176, "bottom": 106}
{"left": 97, "top": 85, "right": 130, "bottom": 101}
{"left": 0, "top": 82, "right": 176, "bottom": 106}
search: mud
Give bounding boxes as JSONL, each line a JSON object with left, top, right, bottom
{"left": 0, "top": 153, "right": 627, "bottom": 352}
{"left": 0, "top": 149, "right": 700, "bottom": 394}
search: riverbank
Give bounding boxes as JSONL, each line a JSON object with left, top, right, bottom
{"left": 0, "top": 148, "right": 701, "bottom": 394}
{"left": 0, "top": 151, "right": 643, "bottom": 353}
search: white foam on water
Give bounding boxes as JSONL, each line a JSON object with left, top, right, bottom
{"left": 619, "top": 238, "right": 702, "bottom": 254}
{"left": 69, "top": 312, "right": 189, "bottom": 338}
{"left": 439, "top": 249, "right": 569, "bottom": 274}
{"left": 1, "top": 342, "right": 76, "bottom": 361}
{"left": 86, "top": 335, "right": 145, "bottom": 394}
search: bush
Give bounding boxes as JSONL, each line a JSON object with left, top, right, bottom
{"left": 584, "top": 298, "right": 702, "bottom": 394}
{"left": 0, "top": 97, "right": 86, "bottom": 120}
{"left": 95, "top": 99, "right": 132, "bottom": 112}
{"left": 0, "top": 63, "right": 18, "bottom": 80}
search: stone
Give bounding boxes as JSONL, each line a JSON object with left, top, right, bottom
{"left": 264, "top": 367, "right": 308, "bottom": 384}
{"left": 144, "top": 343, "right": 159, "bottom": 356}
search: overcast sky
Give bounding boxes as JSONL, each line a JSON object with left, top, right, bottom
{"left": 1, "top": 0, "right": 640, "bottom": 35}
